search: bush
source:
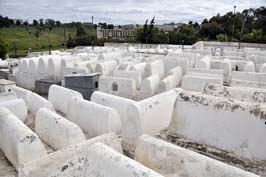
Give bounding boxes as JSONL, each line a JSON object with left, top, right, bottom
{"left": 0, "top": 38, "right": 8, "bottom": 59}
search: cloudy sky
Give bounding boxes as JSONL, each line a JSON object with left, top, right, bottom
{"left": 0, "top": 0, "right": 265, "bottom": 24}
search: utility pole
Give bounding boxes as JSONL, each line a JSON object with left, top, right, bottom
{"left": 232, "top": 5, "right": 236, "bottom": 41}
{"left": 239, "top": 9, "right": 251, "bottom": 49}
{"left": 92, "top": 16, "right": 94, "bottom": 24}
{"left": 13, "top": 41, "right": 17, "bottom": 58}
{"left": 63, "top": 25, "right": 66, "bottom": 49}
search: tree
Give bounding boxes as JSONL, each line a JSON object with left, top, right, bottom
{"left": 23, "top": 21, "right": 29, "bottom": 26}
{"left": 33, "top": 19, "right": 38, "bottom": 26}
{"left": 66, "top": 34, "right": 75, "bottom": 48}
{"left": 0, "top": 16, "right": 14, "bottom": 28}
{"left": 39, "top": 19, "right": 44, "bottom": 26}
{"left": 0, "top": 38, "right": 8, "bottom": 59}
{"left": 45, "top": 19, "right": 55, "bottom": 27}
{"left": 35, "top": 30, "right": 40, "bottom": 39}
{"left": 199, "top": 22, "right": 223, "bottom": 40}
{"left": 55, "top": 21, "right": 61, "bottom": 27}
{"left": 76, "top": 25, "right": 86, "bottom": 37}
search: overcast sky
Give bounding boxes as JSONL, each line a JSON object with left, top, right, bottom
{"left": 0, "top": 0, "right": 265, "bottom": 24}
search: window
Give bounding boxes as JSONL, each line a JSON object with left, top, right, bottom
{"left": 112, "top": 82, "right": 118, "bottom": 91}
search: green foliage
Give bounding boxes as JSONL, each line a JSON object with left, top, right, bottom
{"left": 0, "top": 26, "right": 96, "bottom": 57}
{"left": 76, "top": 25, "right": 86, "bottom": 37}
{"left": 0, "top": 38, "right": 8, "bottom": 59}
{"left": 216, "top": 34, "right": 229, "bottom": 42}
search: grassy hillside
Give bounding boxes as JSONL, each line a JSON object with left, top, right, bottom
{"left": 0, "top": 26, "right": 96, "bottom": 57}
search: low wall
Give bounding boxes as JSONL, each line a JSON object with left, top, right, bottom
{"left": 135, "top": 135, "right": 259, "bottom": 177}
{"left": 83, "top": 142, "right": 163, "bottom": 177}
{"left": 0, "top": 107, "right": 47, "bottom": 170}
{"left": 91, "top": 91, "right": 136, "bottom": 124}
{"left": 181, "top": 75, "right": 223, "bottom": 92}
{"left": 99, "top": 76, "right": 137, "bottom": 100}
{"left": 95, "top": 61, "right": 117, "bottom": 76}
{"left": 67, "top": 97, "right": 122, "bottom": 138}
{"left": 26, "top": 92, "right": 55, "bottom": 114}
{"left": 48, "top": 85, "right": 83, "bottom": 114}
{"left": 232, "top": 71, "right": 266, "bottom": 83}
{"left": 168, "top": 89, "right": 266, "bottom": 162}
{"left": 203, "top": 83, "right": 266, "bottom": 104}
{"left": 35, "top": 108, "right": 86, "bottom": 150}
{"left": 144, "top": 60, "right": 165, "bottom": 79}
{"left": 19, "top": 133, "right": 122, "bottom": 177}
{"left": 113, "top": 70, "right": 142, "bottom": 90}
{"left": 0, "top": 99, "right": 27, "bottom": 122}
{"left": 139, "top": 75, "right": 160, "bottom": 99}
{"left": 122, "top": 89, "right": 178, "bottom": 152}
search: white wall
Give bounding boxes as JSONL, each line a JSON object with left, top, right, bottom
{"left": 202, "top": 83, "right": 266, "bottom": 104}
{"left": 0, "top": 99, "right": 27, "bottom": 122}
{"left": 67, "top": 97, "right": 122, "bottom": 138}
{"left": 0, "top": 107, "right": 47, "bottom": 170}
{"left": 135, "top": 135, "right": 259, "bottom": 177}
{"left": 83, "top": 142, "right": 163, "bottom": 177}
{"left": 91, "top": 91, "right": 136, "bottom": 124}
{"left": 48, "top": 85, "right": 83, "bottom": 114}
{"left": 169, "top": 89, "right": 266, "bottom": 162}
{"left": 35, "top": 108, "right": 86, "bottom": 150}
{"left": 123, "top": 89, "right": 178, "bottom": 151}
{"left": 181, "top": 75, "right": 223, "bottom": 92}
{"left": 19, "top": 133, "right": 122, "bottom": 177}
{"left": 99, "top": 76, "right": 137, "bottom": 100}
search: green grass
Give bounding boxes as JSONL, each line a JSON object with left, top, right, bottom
{"left": 0, "top": 26, "right": 96, "bottom": 57}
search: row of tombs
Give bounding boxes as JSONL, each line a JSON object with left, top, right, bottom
{"left": 0, "top": 43, "right": 266, "bottom": 176}
{"left": 0, "top": 81, "right": 264, "bottom": 177}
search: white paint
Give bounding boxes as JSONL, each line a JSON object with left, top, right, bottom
{"left": 169, "top": 89, "right": 266, "bottom": 162}
{"left": 37, "top": 57, "right": 49, "bottom": 79}
{"left": 259, "top": 63, "right": 266, "bottom": 73}
{"left": 181, "top": 75, "right": 223, "bottom": 92}
{"left": 123, "top": 89, "right": 178, "bottom": 149}
{"left": 0, "top": 107, "right": 47, "bottom": 170}
{"left": 19, "top": 132, "right": 122, "bottom": 177}
{"left": 26, "top": 92, "right": 55, "bottom": 114}
{"left": 15, "top": 71, "right": 37, "bottom": 91}
{"left": 113, "top": 70, "right": 142, "bottom": 90}
{"left": 67, "top": 97, "right": 122, "bottom": 138}
{"left": 95, "top": 61, "right": 117, "bottom": 76}
{"left": 195, "top": 56, "right": 211, "bottom": 69}
{"left": 83, "top": 142, "right": 163, "bottom": 177}
{"left": 35, "top": 108, "right": 86, "bottom": 150}
{"left": 223, "top": 59, "right": 232, "bottom": 85}
{"left": 139, "top": 75, "right": 160, "bottom": 99}
{"left": 0, "top": 99, "right": 27, "bottom": 122}
{"left": 135, "top": 134, "right": 259, "bottom": 177}
{"left": 166, "top": 66, "right": 183, "bottom": 86}
{"left": 91, "top": 91, "right": 136, "bottom": 124}
{"left": 99, "top": 76, "right": 137, "bottom": 100}
{"left": 243, "top": 61, "right": 255, "bottom": 72}
{"left": 144, "top": 60, "right": 165, "bottom": 79}
{"left": 157, "top": 75, "right": 177, "bottom": 93}
{"left": 203, "top": 83, "right": 266, "bottom": 104}
{"left": 48, "top": 85, "right": 83, "bottom": 114}
{"left": 48, "top": 58, "right": 63, "bottom": 80}
{"left": 130, "top": 62, "right": 147, "bottom": 79}
{"left": 13, "top": 86, "right": 32, "bottom": 102}
{"left": 63, "top": 66, "right": 89, "bottom": 76}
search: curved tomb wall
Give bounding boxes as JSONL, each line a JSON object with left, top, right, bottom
{"left": 0, "top": 107, "right": 47, "bottom": 170}
{"left": 67, "top": 97, "right": 122, "bottom": 138}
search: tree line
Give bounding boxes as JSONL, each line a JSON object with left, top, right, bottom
{"left": 136, "top": 6, "right": 266, "bottom": 45}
